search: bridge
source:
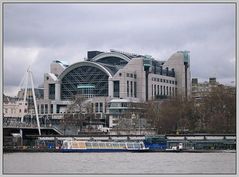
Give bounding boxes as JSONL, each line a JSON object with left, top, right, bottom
{"left": 3, "top": 125, "right": 63, "bottom": 137}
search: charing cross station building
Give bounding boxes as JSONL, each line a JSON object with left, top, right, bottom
{"left": 37, "top": 49, "right": 191, "bottom": 129}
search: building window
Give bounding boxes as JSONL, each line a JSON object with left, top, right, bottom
{"left": 49, "top": 84, "right": 55, "bottom": 100}
{"left": 134, "top": 74, "right": 137, "bottom": 79}
{"left": 157, "top": 78, "right": 159, "bottom": 82}
{"left": 45, "top": 104, "right": 48, "bottom": 114}
{"left": 113, "top": 81, "right": 120, "bottom": 98}
{"left": 161, "top": 86, "right": 162, "bottom": 95}
{"left": 56, "top": 105, "right": 60, "bottom": 113}
{"left": 166, "top": 86, "right": 168, "bottom": 95}
{"left": 157, "top": 85, "right": 159, "bottom": 95}
{"left": 127, "top": 81, "right": 129, "bottom": 97}
{"left": 163, "top": 86, "right": 165, "bottom": 95}
{"left": 130, "top": 81, "right": 133, "bottom": 97}
{"left": 127, "top": 73, "right": 130, "bottom": 77}
{"left": 100, "top": 102, "right": 103, "bottom": 112}
{"left": 160, "top": 79, "right": 162, "bottom": 82}
{"left": 169, "top": 87, "right": 171, "bottom": 96}
{"left": 51, "top": 104, "right": 53, "bottom": 114}
{"left": 121, "top": 102, "right": 127, "bottom": 108}
{"left": 154, "top": 85, "right": 156, "bottom": 97}
{"left": 41, "top": 105, "right": 44, "bottom": 114}
{"left": 119, "top": 73, "right": 122, "bottom": 76}
{"left": 152, "top": 84, "right": 154, "bottom": 97}
{"left": 95, "top": 103, "right": 98, "bottom": 112}
{"left": 130, "top": 73, "right": 133, "bottom": 78}
{"left": 134, "top": 81, "right": 137, "bottom": 97}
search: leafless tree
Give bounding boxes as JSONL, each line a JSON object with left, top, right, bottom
{"left": 60, "top": 94, "right": 88, "bottom": 134}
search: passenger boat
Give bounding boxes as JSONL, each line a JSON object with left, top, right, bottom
{"left": 60, "top": 140, "right": 148, "bottom": 152}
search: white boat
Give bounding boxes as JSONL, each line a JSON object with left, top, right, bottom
{"left": 60, "top": 140, "right": 148, "bottom": 152}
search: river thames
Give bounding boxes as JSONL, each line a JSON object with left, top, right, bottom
{"left": 3, "top": 152, "right": 236, "bottom": 175}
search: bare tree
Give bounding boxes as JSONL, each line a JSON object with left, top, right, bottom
{"left": 144, "top": 96, "right": 198, "bottom": 134}
{"left": 200, "top": 85, "right": 236, "bottom": 133}
{"left": 60, "top": 94, "right": 87, "bottom": 135}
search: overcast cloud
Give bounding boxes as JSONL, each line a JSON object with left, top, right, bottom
{"left": 3, "top": 3, "right": 236, "bottom": 96}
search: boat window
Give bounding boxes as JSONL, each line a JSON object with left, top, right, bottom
{"left": 127, "top": 143, "right": 134, "bottom": 148}
{"left": 99, "top": 142, "right": 105, "bottom": 148}
{"left": 120, "top": 143, "right": 126, "bottom": 147}
{"left": 113, "top": 143, "right": 119, "bottom": 148}
{"left": 92, "top": 142, "right": 98, "bottom": 147}
{"left": 106, "top": 143, "right": 111, "bottom": 147}
{"left": 134, "top": 143, "right": 140, "bottom": 149}
{"left": 85, "top": 142, "right": 92, "bottom": 148}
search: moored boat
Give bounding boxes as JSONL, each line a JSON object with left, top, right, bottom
{"left": 60, "top": 140, "right": 148, "bottom": 152}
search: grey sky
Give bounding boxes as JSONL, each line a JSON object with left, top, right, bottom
{"left": 3, "top": 3, "right": 236, "bottom": 96}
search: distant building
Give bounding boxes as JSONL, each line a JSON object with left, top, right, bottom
{"left": 38, "top": 49, "right": 191, "bottom": 115}
{"left": 191, "top": 77, "right": 235, "bottom": 100}
{"left": 3, "top": 88, "right": 44, "bottom": 118}
{"left": 3, "top": 99, "right": 28, "bottom": 118}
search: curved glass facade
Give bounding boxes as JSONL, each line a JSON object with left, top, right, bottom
{"left": 61, "top": 65, "right": 109, "bottom": 100}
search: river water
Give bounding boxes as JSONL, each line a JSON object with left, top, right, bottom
{"left": 3, "top": 152, "right": 236, "bottom": 175}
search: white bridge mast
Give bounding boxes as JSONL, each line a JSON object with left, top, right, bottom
{"left": 20, "top": 67, "right": 41, "bottom": 135}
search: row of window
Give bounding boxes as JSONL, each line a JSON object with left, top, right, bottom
{"left": 37, "top": 104, "right": 50, "bottom": 114}
{"left": 117, "top": 72, "right": 137, "bottom": 78}
{"left": 126, "top": 73, "right": 137, "bottom": 79}
{"left": 110, "top": 102, "right": 129, "bottom": 108}
{"left": 19, "top": 103, "right": 28, "bottom": 105}
{"left": 152, "top": 84, "right": 177, "bottom": 97}
{"left": 37, "top": 102, "right": 106, "bottom": 114}
{"left": 4, "top": 108, "right": 27, "bottom": 114}
{"left": 94, "top": 102, "right": 104, "bottom": 113}
{"left": 127, "top": 80, "right": 137, "bottom": 98}
{"left": 151, "top": 77, "right": 177, "bottom": 85}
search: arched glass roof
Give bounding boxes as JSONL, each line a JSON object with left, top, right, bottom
{"left": 59, "top": 61, "right": 112, "bottom": 100}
